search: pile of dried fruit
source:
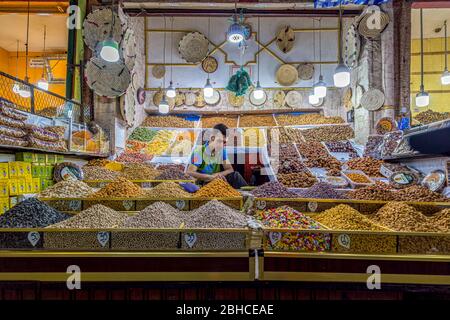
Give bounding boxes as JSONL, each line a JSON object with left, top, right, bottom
{"left": 345, "top": 172, "right": 372, "bottom": 184}
{"left": 85, "top": 159, "right": 111, "bottom": 167}
{"left": 194, "top": 179, "right": 241, "bottom": 198}
{"left": 115, "top": 152, "right": 153, "bottom": 163}
{"left": 142, "top": 115, "right": 196, "bottom": 128}
{"left": 297, "top": 141, "right": 329, "bottom": 159}
{"left": 39, "top": 180, "right": 94, "bottom": 198}
{"left": 126, "top": 140, "right": 148, "bottom": 153}
{"left": 83, "top": 166, "right": 123, "bottom": 181}
{"left": 364, "top": 135, "right": 383, "bottom": 158}
{"left": 278, "top": 159, "right": 306, "bottom": 174}
{"left": 325, "top": 141, "right": 358, "bottom": 158}
{"left": 415, "top": 109, "right": 450, "bottom": 125}
{"left": 201, "top": 116, "right": 238, "bottom": 128}
{"left": 239, "top": 114, "right": 276, "bottom": 127}
{"left": 122, "top": 163, "right": 160, "bottom": 180}
{"left": 346, "top": 157, "right": 384, "bottom": 177}
{"left": 91, "top": 177, "right": 145, "bottom": 198}
{"left": 301, "top": 125, "right": 354, "bottom": 142}
{"left": 146, "top": 130, "right": 177, "bottom": 155}
{"left": 276, "top": 113, "right": 344, "bottom": 126}
{"left": 277, "top": 171, "right": 317, "bottom": 188}
{"left": 251, "top": 181, "right": 298, "bottom": 198}
{"left": 393, "top": 185, "right": 448, "bottom": 202}
{"left": 146, "top": 182, "right": 192, "bottom": 198}
{"left": 296, "top": 182, "right": 346, "bottom": 199}
{"left": 269, "top": 127, "right": 304, "bottom": 144}
{"left": 156, "top": 169, "right": 192, "bottom": 180}
{"left": 129, "top": 127, "right": 158, "bottom": 142}
{"left": 346, "top": 182, "right": 394, "bottom": 201}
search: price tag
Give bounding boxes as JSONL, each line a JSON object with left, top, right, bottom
{"left": 308, "top": 201, "right": 318, "bottom": 212}
{"left": 142, "top": 182, "right": 153, "bottom": 188}
{"left": 184, "top": 232, "right": 197, "bottom": 248}
{"left": 269, "top": 232, "right": 282, "bottom": 245}
{"left": 99, "top": 182, "right": 108, "bottom": 188}
{"left": 122, "top": 200, "right": 134, "bottom": 210}
{"left": 256, "top": 200, "right": 266, "bottom": 210}
{"left": 97, "top": 232, "right": 110, "bottom": 247}
{"left": 27, "top": 231, "right": 40, "bottom": 247}
{"left": 68, "top": 200, "right": 82, "bottom": 211}
{"left": 338, "top": 234, "right": 351, "bottom": 249}
{"left": 176, "top": 200, "right": 186, "bottom": 210}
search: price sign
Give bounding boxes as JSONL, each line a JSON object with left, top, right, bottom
{"left": 184, "top": 232, "right": 197, "bottom": 248}
{"left": 308, "top": 201, "right": 318, "bottom": 212}
{"left": 176, "top": 200, "right": 186, "bottom": 210}
{"left": 142, "top": 182, "right": 153, "bottom": 188}
{"left": 97, "top": 232, "right": 110, "bottom": 247}
{"left": 68, "top": 200, "right": 82, "bottom": 211}
{"left": 256, "top": 200, "right": 267, "bottom": 210}
{"left": 27, "top": 231, "right": 40, "bottom": 247}
{"left": 269, "top": 232, "right": 282, "bottom": 245}
{"left": 338, "top": 234, "right": 351, "bottom": 249}
{"left": 122, "top": 200, "right": 134, "bottom": 210}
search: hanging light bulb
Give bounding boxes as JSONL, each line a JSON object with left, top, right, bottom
{"left": 441, "top": 21, "right": 450, "bottom": 85}
{"left": 158, "top": 94, "right": 170, "bottom": 114}
{"left": 227, "top": 2, "right": 244, "bottom": 43}
{"left": 416, "top": 9, "right": 430, "bottom": 107}
{"left": 308, "top": 90, "right": 320, "bottom": 105}
{"left": 37, "top": 78, "right": 49, "bottom": 91}
{"left": 18, "top": 82, "right": 31, "bottom": 98}
{"left": 166, "top": 81, "right": 176, "bottom": 98}
{"left": 100, "top": 38, "right": 120, "bottom": 62}
{"left": 442, "top": 70, "right": 450, "bottom": 85}
{"left": 416, "top": 85, "right": 430, "bottom": 108}
{"left": 203, "top": 78, "right": 214, "bottom": 98}
{"left": 313, "top": 75, "right": 327, "bottom": 98}
{"left": 252, "top": 81, "right": 264, "bottom": 100}
{"left": 334, "top": 1, "right": 350, "bottom": 88}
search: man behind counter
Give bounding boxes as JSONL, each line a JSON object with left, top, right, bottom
{"left": 187, "top": 124, "right": 248, "bottom": 189}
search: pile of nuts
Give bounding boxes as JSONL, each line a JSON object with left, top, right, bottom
{"left": 301, "top": 125, "right": 354, "bottom": 142}
{"left": 346, "top": 157, "right": 384, "bottom": 177}
{"left": 115, "top": 152, "right": 153, "bottom": 163}
{"left": 122, "top": 163, "right": 160, "bottom": 180}
{"left": 325, "top": 141, "right": 358, "bottom": 158}
{"left": 122, "top": 202, "right": 183, "bottom": 228}
{"left": 201, "top": 116, "right": 238, "bottom": 128}
{"left": 346, "top": 181, "right": 394, "bottom": 201}
{"left": 276, "top": 113, "right": 344, "bottom": 126}
{"left": 156, "top": 169, "right": 192, "bottom": 180}
{"left": 186, "top": 200, "right": 248, "bottom": 228}
{"left": 85, "top": 159, "right": 111, "bottom": 167}
{"left": 381, "top": 131, "right": 403, "bottom": 157}
{"left": 251, "top": 181, "right": 298, "bottom": 198}
{"left": 296, "top": 142, "right": 329, "bottom": 159}
{"left": 39, "top": 180, "right": 95, "bottom": 198}
{"left": 277, "top": 171, "right": 317, "bottom": 188}
{"left": 278, "top": 159, "right": 306, "bottom": 174}
{"left": 393, "top": 185, "right": 448, "bottom": 202}
{"left": 83, "top": 166, "right": 123, "bottom": 181}
{"left": 296, "top": 182, "right": 346, "bottom": 199}
{"left": 142, "top": 115, "right": 196, "bottom": 128}
{"left": 345, "top": 172, "right": 372, "bottom": 184}
{"left": 194, "top": 179, "right": 241, "bottom": 198}
{"left": 146, "top": 182, "right": 192, "bottom": 198}
{"left": 238, "top": 114, "right": 276, "bottom": 127}
{"left": 364, "top": 135, "right": 383, "bottom": 159}
{"left": 91, "top": 177, "right": 145, "bottom": 198}
{"left": 414, "top": 109, "right": 450, "bottom": 125}
{"left": 269, "top": 127, "right": 304, "bottom": 144}
{"left": 430, "top": 209, "right": 450, "bottom": 232}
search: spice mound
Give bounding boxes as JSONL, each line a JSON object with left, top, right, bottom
{"left": 146, "top": 182, "right": 192, "bottom": 198}
{"left": 83, "top": 166, "right": 123, "bottom": 181}
{"left": 156, "top": 169, "right": 191, "bottom": 180}
{"left": 91, "top": 177, "right": 145, "bottom": 198}
{"left": 0, "top": 198, "right": 70, "bottom": 228}
{"left": 371, "top": 202, "right": 435, "bottom": 232}
{"left": 122, "top": 163, "right": 160, "bottom": 180}
{"left": 39, "top": 180, "right": 95, "bottom": 198}
{"left": 47, "top": 205, "right": 128, "bottom": 228}
{"left": 122, "top": 202, "right": 183, "bottom": 228}
{"left": 296, "top": 182, "right": 346, "bottom": 199}
{"left": 251, "top": 181, "right": 298, "bottom": 198}
{"left": 185, "top": 200, "right": 248, "bottom": 228}
{"left": 315, "top": 204, "right": 387, "bottom": 231}
{"left": 194, "top": 179, "right": 241, "bottom": 198}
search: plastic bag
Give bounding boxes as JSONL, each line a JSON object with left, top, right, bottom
{"left": 26, "top": 125, "right": 60, "bottom": 142}
{"left": 0, "top": 125, "right": 27, "bottom": 138}
{"left": 0, "top": 103, "right": 28, "bottom": 121}
{"left": 0, "top": 133, "right": 28, "bottom": 147}
{"left": 28, "top": 135, "right": 68, "bottom": 152}
{"left": 0, "top": 113, "right": 25, "bottom": 128}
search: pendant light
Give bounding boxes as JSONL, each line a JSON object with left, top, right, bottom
{"left": 99, "top": 0, "right": 120, "bottom": 63}
{"left": 308, "top": 90, "right": 320, "bottom": 105}
{"left": 203, "top": 17, "right": 214, "bottom": 98}
{"left": 159, "top": 16, "right": 170, "bottom": 114}
{"left": 309, "top": 18, "right": 319, "bottom": 105}
{"left": 37, "top": 25, "right": 49, "bottom": 90}
{"left": 12, "top": 40, "right": 20, "bottom": 94}
{"left": 313, "top": 18, "right": 327, "bottom": 98}
{"left": 166, "top": 17, "right": 176, "bottom": 98}
{"left": 19, "top": 0, "right": 31, "bottom": 98}
{"left": 416, "top": 8, "right": 430, "bottom": 107}
{"left": 441, "top": 21, "right": 450, "bottom": 85}
{"left": 252, "top": 16, "right": 264, "bottom": 100}
{"left": 333, "top": 1, "right": 351, "bottom": 88}
{"left": 227, "top": 1, "right": 245, "bottom": 43}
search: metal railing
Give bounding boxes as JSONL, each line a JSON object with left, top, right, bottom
{"left": 0, "top": 70, "right": 91, "bottom": 123}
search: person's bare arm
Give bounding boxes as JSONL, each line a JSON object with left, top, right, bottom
{"left": 187, "top": 164, "right": 214, "bottom": 182}
{"left": 213, "top": 159, "right": 234, "bottom": 180}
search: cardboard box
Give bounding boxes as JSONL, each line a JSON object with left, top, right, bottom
{"left": 45, "top": 165, "right": 54, "bottom": 179}
{"left": 9, "top": 196, "right": 17, "bottom": 208}
{"left": 40, "top": 179, "right": 47, "bottom": 191}
{"left": 32, "top": 178, "right": 40, "bottom": 193}
{"left": 23, "top": 162, "right": 32, "bottom": 178}
{"left": 0, "top": 181, "right": 9, "bottom": 197}
{"left": 8, "top": 162, "right": 18, "bottom": 178}
{"left": 46, "top": 154, "right": 57, "bottom": 164}
{"left": 37, "top": 154, "right": 46, "bottom": 164}
{"left": 39, "top": 165, "right": 47, "bottom": 177}
{"left": 17, "top": 178, "right": 26, "bottom": 195}
{"left": 15, "top": 152, "right": 34, "bottom": 162}
{"left": 45, "top": 179, "right": 55, "bottom": 188}
{"left": 8, "top": 179, "right": 18, "bottom": 196}
{"left": 25, "top": 179, "right": 34, "bottom": 194}
{"left": 56, "top": 155, "right": 64, "bottom": 163}
{"left": 0, "top": 163, "right": 9, "bottom": 179}
{"left": 0, "top": 198, "right": 9, "bottom": 215}
{"left": 32, "top": 164, "right": 40, "bottom": 177}
{"left": 17, "top": 162, "right": 26, "bottom": 177}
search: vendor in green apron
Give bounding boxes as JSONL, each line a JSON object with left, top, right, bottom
{"left": 187, "top": 124, "right": 248, "bottom": 189}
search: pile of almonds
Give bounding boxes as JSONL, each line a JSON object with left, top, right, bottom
{"left": 346, "top": 157, "right": 384, "bottom": 177}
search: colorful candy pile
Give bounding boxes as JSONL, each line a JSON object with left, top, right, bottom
{"left": 256, "top": 206, "right": 330, "bottom": 252}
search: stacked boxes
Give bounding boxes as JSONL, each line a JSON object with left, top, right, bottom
{"left": 0, "top": 152, "right": 63, "bottom": 214}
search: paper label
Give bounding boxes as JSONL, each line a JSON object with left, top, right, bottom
{"left": 269, "top": 232, "right": 282, "bottom": 245}
{"left": 256, "top": 200, "right": 266, "bottom": 210}
{"left": 184, "top": 232, "right": 197, "bottom": 248}
{"left": 27, "top": 231, "right": 40, "bottom": 247}
{"left": 68, "top": 200, "right": 82, "bottom": 211}
{"left": 338, "top": 234, "right": 351, "bottom": 249}
{"left": 97, "top": 232, "right": 110, "bottom": 247}
{"left": 308, "top": 201, "right": 318, "bottom": 212}
{"left": 176, "top": 200, "right": 186, "bottom": 210}
{"left": 122, "top": 200, "right": 134, "bottom": 210}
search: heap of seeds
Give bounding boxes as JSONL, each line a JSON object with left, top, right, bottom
{"left": 121, "top": 202, "right": 183, "bottom": 228}
{"left": 122, "top": 163, "right": 160, "bottom": 180}
{"left": 297, "top": 182, "right": 346, "bottom": 199}
{"left": 194, "top": 179, "right": 241, "bottom": 198}
{"left": 146, "top": 182, "right": 192, "bottom": 198}
{"left": 39, "top": 180, "right": 95, "bottom": 198}
{"left": 346, "top": 181, "right": 395, "bottom": 201}
{"left": 83, "top": 166, "right": 123, "bottom": 180}
{"left": 91, "top": 177, "right": 145, "bottom": 198}
{"left": 251, "top": 181, "right": 298, "bottom": 198}
{"left": 156, "top": 169, "right": 191, "bottom": 180}
{"left": 185, "top": 200, "right": 248, "bottom": 228}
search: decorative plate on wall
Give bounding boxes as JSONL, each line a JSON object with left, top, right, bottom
{"left": 276, "top": 64, "right": 298, "bottom": 86}
{"left": 273, "top": 90, "right": 286, "bottom": 108}
{"left": 175, "top": 93, "right": 186, "bottom": 107}
{"left": 121, "top": 85, "right": 136, "bottom": 127}
{"left": 179, "top": 32, "right": 209, "bottom": 64}
{"left": 360, "top": 88, "right": 385, "bottom": 111}
{"left": 297, "top": 63, "right": 315, "bottom": 81}
{"left": 344, "top": 24, "right": 361, "bottom": 69}
{"left": 151, "top": 65, "right": 165, "bottom": 79}
{"left": 184, "top": 92, "right": 196, "bottom": 106}
{"left": 227, "top": 92, "right": 245, "bottom": 108}
{"left": 120, "top": 27, "right": 137, "bottom": 71}
{"left": 194, "top": 90, "right": 206, "bottom": 108}
{"left": 249, "top": 90, "right": 267, "bottom": 107}
{"left": 358, "top": 6, "right": 390, "bottom": 39}
{"left": 285, "top": 91, "right": 303, "bottom": 108}
{"left": 276, "top": 26, "right": 295, "bottom": 54}
{"left": 83, "top": 8, "right": 123, "bottom": 51}
{"left": 202, "top": 56, "right": 218, "bottom": 73}
{"left": 204, "top": 90, "right": 221, "bottom": 106}
{"left": 85, "top": 57, "right": 131, "bottom": 98}
{"left": 153, "top": 90, "right": 175, "bottom": 108}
